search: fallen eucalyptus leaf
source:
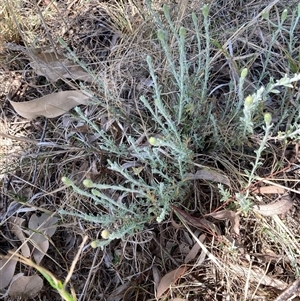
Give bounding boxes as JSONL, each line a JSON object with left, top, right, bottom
{"left": 9, "top": 217, "right": 31, "bottom": 258}
{"left": 28, "top": 213, "right": 58, "bottom": 264}
{"left": 10, "top": 90, "right": 90, "bottom": 119}
{"left": 8, "top": 273, "right": 43, "bottom": 298}
{"left": 171, "top": 205, "right": 221, "bottom": 236}
{"left": 156, "top": 266, "right": 187, "bottom": 298}
{"left": 152, "top": 265, "right": 161, "bottom": 294}
{"left": 208, "top": 210, "right": 240, "bottom": 236}
{"left": 8, "top": 251, "right": 76, "bottom": 301}
{"left": 185, "top": 169, "right": 230, "bottom": 186}
{"left": 29, "top": 48, "right": 94, "bottom": 82}
{"left": 253, "top": 194, "right": 293, "bottom": 216}
{"left": 252, "top": 185, "right": 286, "bottom": 194}
{"left": 0, "top": 252, "right": 18, "bottom": 289}
{"left": 184, "top": 234, "right": 206, "bottom": 264}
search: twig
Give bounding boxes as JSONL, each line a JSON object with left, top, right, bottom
{"left": 274, "top": 277, "right": 300, "bottom": 301}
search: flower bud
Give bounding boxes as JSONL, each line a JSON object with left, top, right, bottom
{"left": 179, "top": 27, "right": 186, "bottom": 38}
{"left": 202, "top": 4, "right": 209, "bottom": 18}
{"left": 101, "top": 229, "right": 111, "bottom": 239}
{"left": 83, "top": 179, "right": 94, "bottom": 188}
{"left": 149, "top": 137, "right": 159, "bottom": 146}
{"left": 244, "top": 95, "right": 253, "bottom": 106}
{"left": 157, "top": 29, "right": 165, "bottom": 41}
{"left": 62, "top": 177, "right": 72, "bottom": 186}
{"left": 281, "top": 9, "right": 287, "bottom": 22}
{"left": 91, "top": 240, "right": 99, "bottom": 248}
{"left": 241, "top": 68, "right": 248, "bottom": 79}
{"left": 264, "top": 112, "right": 272, "bottom": 125}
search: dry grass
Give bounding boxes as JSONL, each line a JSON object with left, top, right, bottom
{"left": 1, "top": 0, "right": 300, "bottom": 300}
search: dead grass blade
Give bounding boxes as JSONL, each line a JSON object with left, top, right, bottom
{"left": 252, "top": 194, "right": 293, "bottom": 216}
{"left": 156, "top": 266, "right": 187, "bottom": 298}
{"left": 274, "top": 277, "right": 300, "bottom": 301}
{"left": 229, "top": 263, "right": 288, "bottom": 290}
{"left": 9, "top": 90, "right": 90, "bottom": 119}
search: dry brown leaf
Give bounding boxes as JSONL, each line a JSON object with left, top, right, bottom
{"left": 29, "top": 48, "right": 94, "bottom": 82}
{"left": 184, "top": 234, "right": 206, "bottom": 264}
{"left": 28, "top": 213, "right": 58, "bottom": 264}
{"left": 10, "top": 90, "right": 90, "bottom": 119}
{"left": 208, "top": 210, "right": 240, "bottom": 236}
{"left": 229, "top": 263, "right": 288, "bottom": 290}
{"left": 156, "top": 266, "right": 187, "bottom": 298}
{"left": 8, "top": 273, "right": 43, "bottom": 298}
{"left": 171, "top": 205, "right": 221, "bottom": 236}
{"left": 253, "top": 194, "right": 293, "bottom": 216}
{"left": 0, "top": 252, "right": 18, "bottom": 289}
{"left": 9, "top": 217, "right": 31, "bottom": 258}
{"left": 152, "top": 265, "right": 161, "bottom": 293}
{"left": 252, "top": 185, "right": 286, "bottom": 194}
{"left": 172, "top": 299, "right": 187, "bottom": 301}
{"left": 185, "top": 168, "right": 230, "bottom": 186}
{"left": 107, "top": 282, "right": 135, "bottom": 301}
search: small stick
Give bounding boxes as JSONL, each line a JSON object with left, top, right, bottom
{"left": 274, "top": 277, "right": 300, "bottom": 301}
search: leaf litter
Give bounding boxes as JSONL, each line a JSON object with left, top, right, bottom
{"left": 8, "top": 273, "right": 44, "bottom": 299}
{"left": 8, "top": 217, "right": 31, "bottom": 258}
{"left": 252, "top": 194, "right": 293, "bottom": 216}
{"left": 27, "top": 213, "right": 59, "bottom": 264}
{"left": 0, "top": 252, "right": 18, "bottom": 290}
{"left": 9, "top": 90, "right": 90, "bottom": 119}
{"left": 29, "top": 48, "right": 94, "bottom": 83}
{"left": 0, "top": 212, "right": 58, "bottom": 297}
{"left": 156, "top": 266, "right": 187, "bottom": 298}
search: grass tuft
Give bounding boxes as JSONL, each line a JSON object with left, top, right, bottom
{"left": 2, "top": 0, "right": 300, "bottom": 300}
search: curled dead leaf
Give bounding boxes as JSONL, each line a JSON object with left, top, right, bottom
{"left": 208, "top": 210, "right": 240, "bottom": 236}
{"left": 10, "top": 90, "right": 90, "bottom": 119}
{"left": 0, "top": 252, "right": 18, "bottom": 289}
{"left": 28, "top": 213, "right": 59, "bottom": 264}
{"left": 156, "top": 266, "right": 187, "bottom": 298}
{"left": 184, "top": 234, "right": 206, "bottom": 264}
{"left": 29, "top": 48, "right": 94, "bottom": 82}
{"left": 252, "top": 185, "right": 286, "bottom": 194}
{"left": 8, "top": 273, "right": 43, "bottom": 298}
{"left": 9, "top": 217, "right": 31, "bottom": 258}
{"left": 185, "top": 168, "right": 230, "bottom": 186}
{"left": 171, "top": 205, "right": 221, "bottom": 236}
{"left": 253, "top": 194, "right": 293, "bottom": 216}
